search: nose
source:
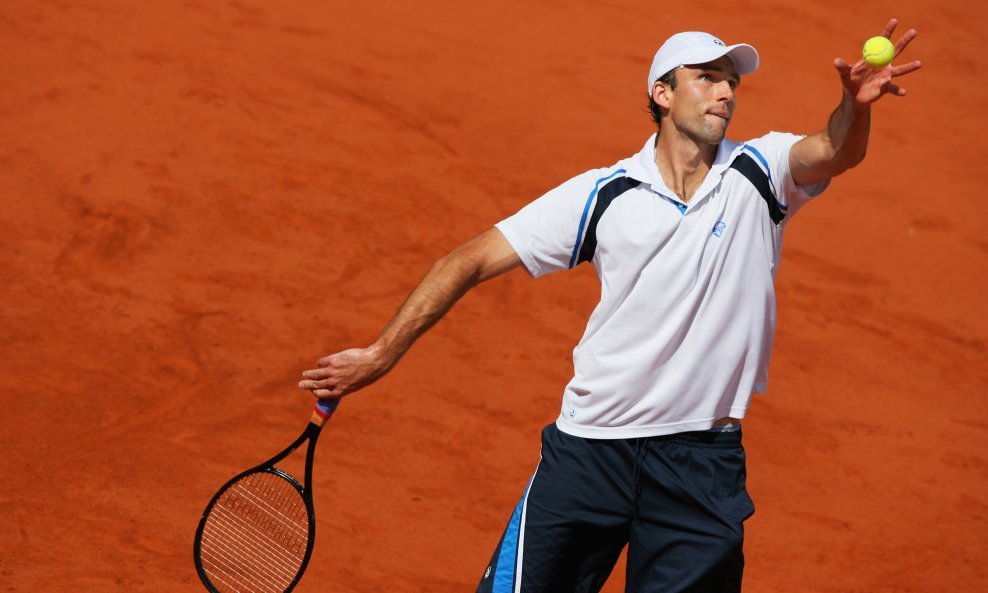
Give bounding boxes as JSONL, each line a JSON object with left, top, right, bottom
{"left": 716, "top": 80, "right": 735, "bottom": 103}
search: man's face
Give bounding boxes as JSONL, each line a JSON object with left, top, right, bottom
{"left": 663, "top": 55, "right": 741, "bottom": 145}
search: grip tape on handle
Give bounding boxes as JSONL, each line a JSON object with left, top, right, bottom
{"left": 311, "top": 399, "right": 341, "bottom": 425}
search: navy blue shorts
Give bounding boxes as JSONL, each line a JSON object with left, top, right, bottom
{"left": 476, "top": 423, "right": 755, "bottom": 593}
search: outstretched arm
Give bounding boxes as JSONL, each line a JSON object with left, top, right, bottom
{"left": 790, "top": 19, "right": 922, "bottom": 186}
{"left": 298, "top": 226, "right": 522, "bottom": 399}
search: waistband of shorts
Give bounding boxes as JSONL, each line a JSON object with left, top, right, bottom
{"left": 639, "top": 428, "right": 743, "bottom": 448}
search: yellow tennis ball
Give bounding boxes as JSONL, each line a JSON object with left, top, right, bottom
{"left": 862, "top": 36, "right": 895, "bottom": 67}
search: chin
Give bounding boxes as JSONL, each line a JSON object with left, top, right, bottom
{"left": 697, "top": 125, "right": 727, "bottom": 145}
{"left": 687, "top": 115, "right": 727, "bottom": 144}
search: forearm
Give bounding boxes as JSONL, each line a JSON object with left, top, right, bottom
{"left": 370, "top": 226, "right": 521, "bottom": 370}
{"left": 300, "top": 227, "right": 521, "bottom": 398}
{"left": 790, "top": 91, "right": 872, "bottom": 186}
{"left": 296, "top": 265, "right": 468, "bottom": 397}
{"left": 824, "top": 90, "right": 872, "bottom": 171}
{"left": 372, "top": 246, "right": 484, "bottom": 366}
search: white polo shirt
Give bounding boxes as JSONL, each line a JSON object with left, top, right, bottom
{"left": 496, "top": 132, "right": 828, "bottom": 439}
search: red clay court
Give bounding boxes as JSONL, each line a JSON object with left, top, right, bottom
{"left": 1, "top": 1, "right": 985, "bottom": 591}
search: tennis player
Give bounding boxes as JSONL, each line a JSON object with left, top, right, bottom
{"left": 299, "top": 20, "right": 920, "bottom": 593}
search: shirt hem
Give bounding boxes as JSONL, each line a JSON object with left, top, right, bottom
{"left": 555, "top": 407, "right": 748, "bottom": 439}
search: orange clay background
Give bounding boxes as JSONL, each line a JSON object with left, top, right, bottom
{"left": 1, "top": 1, "right": 986, "bottom": 591}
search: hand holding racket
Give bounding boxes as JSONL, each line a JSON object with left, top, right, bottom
{"left": 298, "top": 345, "right": 396, "bottom": 398}
{"left": 193, "top": 398, "right": 341, "bottom": 593}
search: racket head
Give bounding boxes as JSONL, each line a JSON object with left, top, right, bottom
{"left": 194, "top": 467, "right": 315, "bottom": 593}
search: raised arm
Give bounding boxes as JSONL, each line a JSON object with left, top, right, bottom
{"left": 298, "top": 226, "right": 522, "bottom": 400}
{"left": 789, "top": 19, "right": 921, "bottom": 186}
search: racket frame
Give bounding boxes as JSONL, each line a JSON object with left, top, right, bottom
{"left": 193, "top": 403, "right": 334, "bottom": 593}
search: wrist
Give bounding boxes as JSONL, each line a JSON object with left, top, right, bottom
{"left": 842, "top": 87, "right": 873, "bottom": 114}
{"left": 369, "top": 335, "right": 402, "bottom": 370}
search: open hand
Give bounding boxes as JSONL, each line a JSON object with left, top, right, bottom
{"left": 835, "top": 19, "right": 922, "bottom": 107}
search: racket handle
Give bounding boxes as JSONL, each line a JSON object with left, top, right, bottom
{"left": 311, "top": 398, "right": 341, "bottom": 425}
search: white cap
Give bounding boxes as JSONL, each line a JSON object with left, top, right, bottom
{"left": 647, "top": 32, "right": 759, "bottom": 95}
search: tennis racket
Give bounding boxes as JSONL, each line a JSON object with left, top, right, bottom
{"left": 193, "top": 398, "right": 341, "bottom": 593}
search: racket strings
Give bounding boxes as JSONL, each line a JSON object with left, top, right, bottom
{"left": 199, "top": 471, "right": 311, "bottom": 593}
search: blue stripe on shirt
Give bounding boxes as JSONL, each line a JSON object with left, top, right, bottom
{"left": 568, "top": 169, "right": 626, "bottom": 268}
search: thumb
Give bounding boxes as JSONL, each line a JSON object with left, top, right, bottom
{"left": 833, "top": 57, "right": 853, "bottom": 79}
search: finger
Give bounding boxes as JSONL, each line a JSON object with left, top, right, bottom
{"left": 301, "top": 367, "right": 331, "bottom": 380}
{"left": 299, "top": 376, "right": 338, "bottom": 390}
{"left": 880, "top": 18, "right": 898, "bottom": 39}
{"left": 311, "top": 388, "right": 343, "bottom": 399}
{"left": 893, "top": 28, "right": 918, "bottom": 56}
{"left": 886, "top": 83, "right": 906, "bottom": 97}
{"left": 298, "top": 379, "right": 319, "bottom": 390}
{"left": 849, "top": 60, "right": 871, "bottom": 76}
{"left": 891, "top": 60, "right": 922, "bottom": 77}
{"left": 833, "top": 57, "right": 853, "bottom": 78}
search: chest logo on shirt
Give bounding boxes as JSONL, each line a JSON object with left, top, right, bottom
{"left": 712, "top": 221, "right": 727, "bottom": 237}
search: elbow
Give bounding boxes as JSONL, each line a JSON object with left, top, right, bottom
{"left": 432, "top": 246, "right": 484, "bottom": 289}
{"left": 842, "top": 145, "right": 867, "bottom": 171}
{"left": 433, "top": 227, "right": 519, "bottom": 287}
{"left": 827, "top": 145, "right": 867, "bottom": 178}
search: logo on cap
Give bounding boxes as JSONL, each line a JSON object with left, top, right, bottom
{"left": 713, "top": 38, "right": 725, "bottom": 46}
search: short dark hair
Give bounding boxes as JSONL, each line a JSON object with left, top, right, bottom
{"left": 647, "top": 68, "right": 678, "bottom": 129}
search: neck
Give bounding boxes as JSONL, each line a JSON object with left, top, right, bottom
{"left": 654, "top": 127, "right": 720, "bottom": 203}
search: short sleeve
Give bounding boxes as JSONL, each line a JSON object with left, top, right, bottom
{"left": 746, "top": 131, "right": 830, "bottom": 219}
{"left": 495, "top": 169, "right": 609, "bottom": 278}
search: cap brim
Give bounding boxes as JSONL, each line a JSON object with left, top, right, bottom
{"left": 681, "top": 43, "right": 759, "bottom": 75}
{"left": 724, "top": 43, "right": 759, "bottom": 74}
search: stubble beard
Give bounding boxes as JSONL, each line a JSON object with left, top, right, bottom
{"left": 689, "top": 111, "right": 730, "bottom": 146}
{"left": 663, "top": 100, "right": 734, "bottom": 147}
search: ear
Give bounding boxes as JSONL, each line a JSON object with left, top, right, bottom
{"left": 652, "top": 80, "right": 673, "bottom": 111}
